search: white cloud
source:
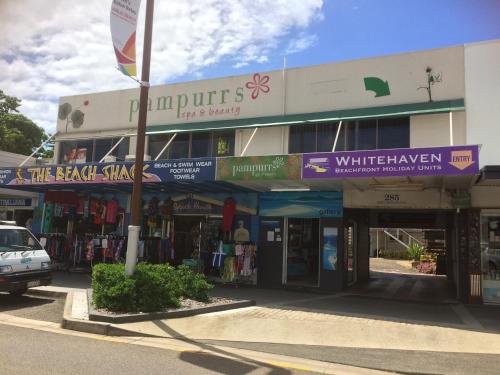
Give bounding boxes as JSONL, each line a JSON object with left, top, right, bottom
{"left": 286, "top": 32, "right": 318, "bottom": 54}
{"left": 0, "top": 0, "right": 323, "bottom": 133}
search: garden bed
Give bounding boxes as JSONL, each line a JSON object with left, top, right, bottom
{"left": 87, "top": 289, "right": 255, "bottom": 323}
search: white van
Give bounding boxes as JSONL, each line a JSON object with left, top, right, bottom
{"left": 0, "top": 221, "right": 52, "bottom": 296}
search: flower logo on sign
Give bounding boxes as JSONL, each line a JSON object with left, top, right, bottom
{"left": 245, "top": 73, "right": 270, "bottom": 100}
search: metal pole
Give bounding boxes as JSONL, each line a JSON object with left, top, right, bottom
{"left": 332, "top": 121, "right": 343, "bottom": 152}
{"left": 154, "top": 133, "right": 177, "bottom": 160}
{"left": 126, "top": 0, "right": 155, "bottom": 276}
{"left": 240, "top": 127, "right": 258, "bottom": 156}
{"left": 449, "top": 111, "right": 454, "bottom": 146}
{"left": 99, "top": 136, "right": 125, "bottom": 162}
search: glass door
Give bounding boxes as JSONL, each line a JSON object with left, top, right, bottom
{"left": 286, "top": 218, "right": 320, "bottom": 287}
{"left": 345, "top": 221, "right": 357, "bottom": 285}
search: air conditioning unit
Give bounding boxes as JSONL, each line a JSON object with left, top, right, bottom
{"left": 125, "top": 154, "right": 151, "bottom": 161}
{"left": 103, "top": 155, "right": 117, "bottom": 163}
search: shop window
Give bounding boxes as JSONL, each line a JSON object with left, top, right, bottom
{"left": 169, "top": 133, "right": 190, "bottom": 159}
{"left": 213, "top": 130, "right": 235, "bottom": 157}
{"left": 289, "top": 124, "right": 318, "bottom": 154}
{"left": 59, "top": 140, "right": 93, "bottom": 164}
{"left": 356, "top": 120, "right": 377, "bottom": 150}
{"left": 289, "top": 117, "right": 409, "bottom": 153}
{"left": 377, "top": 117, "right": 410, "bottom": 149}
{"left": 481, "top": 211, "right": 500, "bottom": 304}
{"left": 148, "top": 134, "right": 171, "bottom": 160}
{"left": 148, "top": 130, "right": 235, "bottom": 159}
{"left": 111, "top": 137, "right": 130, "bottom": 161}
{"left": 191, "top": 132, "right": 211, "bottom": 158}
{"left": 317, "top": 123, "right": 343, "bottom": 152}
{"left": 59, "top": 137, "right": 130, "bottom": 164}
{"left": 94, "top": 138, "right": 114, "bottom": 163}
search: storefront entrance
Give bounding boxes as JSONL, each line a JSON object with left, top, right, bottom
{"left": 346, "top": 209, "right": 458, "bottom": 303}
{"left": 172, "top": 215, "right": 205, "bottom": 266}
{"left": 285, "top": 218, "right": 320, "bottom": 287}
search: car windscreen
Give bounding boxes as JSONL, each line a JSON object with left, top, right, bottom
{"left": 0, "top": 229, "right": 43, "bottom": 252}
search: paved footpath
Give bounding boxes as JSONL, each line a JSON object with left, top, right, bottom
{"left": 3, "top": 272, "right": 500, "bottom": 374}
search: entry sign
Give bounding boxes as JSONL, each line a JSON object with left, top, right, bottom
{"left": 303, "top": 145, "right": 480, "bottom": 179}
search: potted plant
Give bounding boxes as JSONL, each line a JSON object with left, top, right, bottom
{"left": 407, "top": 243, "right": 425, "bottom": 267}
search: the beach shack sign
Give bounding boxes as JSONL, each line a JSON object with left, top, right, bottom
{"left": 0, "top": 158, "right": 215, "bottom": 186}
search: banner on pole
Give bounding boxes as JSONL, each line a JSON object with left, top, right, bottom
{"left": 110, "top": 0, "right": 141, "bottom": 77}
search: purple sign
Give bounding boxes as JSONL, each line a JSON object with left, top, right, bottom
{"left": 303, "top": 145, "right": 479, "bottom": 179}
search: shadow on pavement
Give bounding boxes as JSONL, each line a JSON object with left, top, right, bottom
{"left": 153, "top": 320, "right": 292, "bottom": 375}
{"left": 0, "top": 293, "right": 54, "bottom": 312}
{"left": 51, "top": 271, "right": 92, "bottom": 289}
{"left": 195, "top": 340, "right": 500, "bottom": 375}
{"left": 179, "top": 351, "right": 259, "bottom": 375}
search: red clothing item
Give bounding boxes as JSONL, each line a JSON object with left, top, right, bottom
{"left": 222, "top": 197, "right": 236, "bottom": 232}
{"left": 106, "top": 199, "right": 118, "bottom": 224}
{"left": 76, "top": 197, "right": 85, "bottom": 215}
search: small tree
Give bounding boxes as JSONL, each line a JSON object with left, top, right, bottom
{"left": 0, "top": 89, "right": 51, "bottom": 156}
{"left": 418, "top": 67, "right": 442, "bottom": 102}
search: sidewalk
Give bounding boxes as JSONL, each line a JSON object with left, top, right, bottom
{"left": 29, "top": 273, "right": 500, "bottom": 374}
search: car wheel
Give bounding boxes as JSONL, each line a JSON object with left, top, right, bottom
{"left": 9, "top": 289, "right": 27, "bottom": 296}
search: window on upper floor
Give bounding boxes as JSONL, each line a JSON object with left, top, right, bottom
{"left": 148, "top": 130, "right": 235, "bottom": 160}
{"left": 289, "top": 117, "right": 409, "bottom": 153}
{"left": 58, "top": 137, "right": 130, "bottom": 164}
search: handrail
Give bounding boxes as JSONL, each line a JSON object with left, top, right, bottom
{"left": 399, "top": 228, "right": 425, "bottom": 246}
{"left": 382, "top": 229, "right": 410, "bottom": 250}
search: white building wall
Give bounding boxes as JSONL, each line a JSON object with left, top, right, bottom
{"left": 465, "top": 40, "right": 500, "bottom": 167}
{"left": 471, "top": 186, "right": 500, "bottom": 208}
{"left": 235, "top": 126, "right": 288, "bottom": 156}
{"left": 410, "top": 111, "right": 466, "bottom": 148}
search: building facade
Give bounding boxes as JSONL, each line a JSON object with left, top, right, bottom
{"left": 2, "top": 39, "right": 500, "bottom": 303}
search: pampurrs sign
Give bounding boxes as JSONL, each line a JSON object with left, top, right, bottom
{"left": 216, "top": 155, "right": 302, "bottom": 181}
{"left": 303, "top": 145, "right": 479, "bottom": 179}
{"left": 0, "top": 158, "right": 215, "bottom": 186}
{"left": 57, "top": 72, "right": 282, "bottom": 134}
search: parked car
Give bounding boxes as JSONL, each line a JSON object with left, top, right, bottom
{"left": 0, "top": 221, "right": 52, "bottom": 296}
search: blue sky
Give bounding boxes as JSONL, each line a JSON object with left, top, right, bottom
{"left": 175, "top": 0, "right": 500, "bottom": 82}
{"left": 1, "top": 0, "right": 500, "bottom": 132}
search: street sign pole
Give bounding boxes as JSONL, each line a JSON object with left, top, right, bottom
{"left": 125, "top": 0, "right": 155, "bottom": 276}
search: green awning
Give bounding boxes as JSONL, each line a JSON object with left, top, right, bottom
{"left": 146, "top": 99, "right": 465, "bottom": 134}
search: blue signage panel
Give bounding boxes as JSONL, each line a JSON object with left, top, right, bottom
{"left": 0, "top": 158, "right": 216, "bottom": 186}
{"left": 0, "top": 198, "right": 32, "bottom": 207}
{"left": 259, "top": 191, "right": 343, "bottom": 218}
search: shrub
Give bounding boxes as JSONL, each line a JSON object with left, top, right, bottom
{"left": 407, "top": 243, "right": 425, "bottom": 261}
{"left": 92, "top": 263, "right": 214, "bottom": 312}
{"left": 92, "top": 263, "right": 137, "bottom": 312}
{"left": 176, "top": 264, "right": 214, "bottom": 302}
{"left": 416, "top": 262, "right": 436, "bottom": 274}
{"left": 134, "top": 263, "right": 180, "bottom": 312}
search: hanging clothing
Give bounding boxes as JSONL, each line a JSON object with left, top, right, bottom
{"left": 222, "top": 197, "right": 236, "bottom": 232}
{"left": 106, "top": 198, "right": 119, "bottom": 224}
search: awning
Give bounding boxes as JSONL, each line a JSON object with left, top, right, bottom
{"left": 477, "top": 165, "right": 500, "bottom": 186}
{"left": 146, "top": 99, "right": 465, "bottom": 135}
